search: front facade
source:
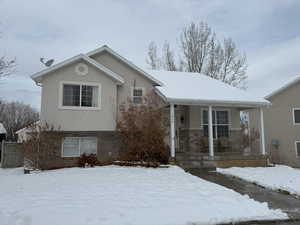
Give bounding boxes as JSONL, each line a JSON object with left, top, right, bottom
{"left": 250, "top": 78, "right": 300, "bottom": 168}
{"left": 30, "top": 45, "right": 269, "bottom": 169}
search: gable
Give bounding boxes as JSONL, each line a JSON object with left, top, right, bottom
{"left": 31, "top": 54, "right": 124, "bottom": 85}
{"left": 87, "top": 46, "right": 162, "bottom": 86}
{"left": 267, "top": 80, "right": 300, "bottom": 107}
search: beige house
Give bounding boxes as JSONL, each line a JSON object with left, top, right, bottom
{"left": 29, "top": 45, "right": 269, "bottom": 169}
{"left": 250, "top": 77, "right": 300, "bottom": 168}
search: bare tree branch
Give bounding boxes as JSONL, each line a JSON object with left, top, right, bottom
{"left": 146, "top": 41, "right": 162, "bottom": 70}
{"left": 162, "top": 41, "right": 177, "bottom": 71}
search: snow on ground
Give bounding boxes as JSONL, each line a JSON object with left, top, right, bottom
{"left": 0, "top": 166, "right": 287, "bottom": 225}
{"left": 218, "top": 165, "right": 300, "bottom": 196}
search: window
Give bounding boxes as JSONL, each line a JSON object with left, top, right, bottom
{"left": 202, "top": 110, "right": 230, "bottom": 138}
{"left": 295, "top": 141, "right": 300, "bottom": 158}
{"left": 61, "top": 82, "right": 100, "bottom": 109}
{"left": 293, "top": 109, "right": 300, "bottom": 125}
{"left": 62, "top": 137, "right": 97, "bottom": 157}
{"left": 132, "top": 87, "right": 144, "bottom": 104}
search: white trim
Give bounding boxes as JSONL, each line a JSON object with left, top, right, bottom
{"left": 61, "top": 136, "right": 98, "bottom": 158}
{"left": 266, "top": 76, "right": 300, "bottom": 99}
{"left": 292, "top": 108, "right": 300, "bottom": 125}
{"left": 260, "top": 107, "right": 266, "bottom": 155}
{"left": 131, "top": 87, "right": 145, "bottom": 104}
{"left": 86, "top": 45, "right": 163, "bottom": 86}
{"left": 31, "top": 54, "right": 124, "bottom": 85}
{"left": 208, "top": 106, "right": 214, "bottom": 157}
{"left": 58, "top": 81, "right": 102, "bottom": 110}
{"left": 295, "top": 141, "right": 300, "bottom": 158}
{"left": 170, "top": 103, "right": 175, "bottom": 158}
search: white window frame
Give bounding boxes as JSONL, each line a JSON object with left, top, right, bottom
{"left": 292, "top": 108, "right": 300, "bottom": 125}
{"left": 61, "top": 136, "right": 98, "bottom": 158}
{"left": 131, "top": 87, "right": 145, "bottom": 104}
{"left": 59, "top": 81, "right": 101, "bottom": 110}
{"left": 201, "top": 108, "right": 231, "bottom": 139}
{"left": 295, "top": 141, "right": 300, "bottom": 158}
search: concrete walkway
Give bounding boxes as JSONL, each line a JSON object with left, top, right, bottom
{"left": 188, "top": 169, "right": 300, "bottom": 224}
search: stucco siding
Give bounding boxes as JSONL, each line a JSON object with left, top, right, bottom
{"left": 250, "top": 82, "right": 300, "bottom": 167}
{"left": 90, "top": 51, "right": 157, "bottom": 110}
{"left": 40, "top": 59, "right": 117, "bottom": 131}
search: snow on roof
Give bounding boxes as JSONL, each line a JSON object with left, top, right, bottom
{"left": 265, "top": 75, "right": 300, "bottom": 99}
{"left": 146, "top": 70, "right": 269, "bottom": 106}
{"left": 0, "top": 123, "right": 7, "bottom": 134}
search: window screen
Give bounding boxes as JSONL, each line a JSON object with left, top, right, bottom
{"left": 132, "top": 88, "right": 143, "bottom": 104}
{"left": 62, "top": 137, "right": 80, "bottom": 157}
{"left": 63, "top": 84, "right": 80, "bottom": 106}
{"left": 62, "top": 137, "right": 97, "bottom": 157}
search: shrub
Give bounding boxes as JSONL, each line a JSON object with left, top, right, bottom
{"left": 117, "top": 94, "right": 169, "bottom": 164}
{"left": 21, "top": 123, "right": 63, "bottom": 170}
{"left": 78, "top": 153, "right": 98, "bottom": 167}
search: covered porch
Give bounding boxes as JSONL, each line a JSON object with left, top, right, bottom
{"left": 168, "top": 102, "right": 268, "bottom": 168}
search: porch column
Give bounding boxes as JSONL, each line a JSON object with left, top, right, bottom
{"left": 170, "top": 103, "right": 175, "bottom": 158}
{"left": 260, "top": 107, "right": 266, "bottom": 155}
{"left": 208, "top": 105, "right": 214, "bottom": 157}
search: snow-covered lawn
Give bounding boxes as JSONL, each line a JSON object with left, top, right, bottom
{"left": 218, "top": 166, "right": 300, "bottom": 197}
{"left": 0, "top": 166, "right": 287, "bottom": 225}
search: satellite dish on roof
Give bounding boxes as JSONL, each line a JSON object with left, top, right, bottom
{"left": 40, "top": 58, "right": 55, "bottom": 67}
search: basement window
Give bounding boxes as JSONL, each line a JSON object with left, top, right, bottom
{"left": 62, "top": 137, "right": 97, "bottom": 157}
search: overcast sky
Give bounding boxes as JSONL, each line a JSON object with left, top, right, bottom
{"left": 0, "top": 0, "right": 300, "bottom": 109}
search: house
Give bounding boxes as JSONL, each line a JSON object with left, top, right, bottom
{"left": 29, "top": 45, "right": 269, "bottom": 169}
{"left": 249, "top": 76, "right": 300, "bottom": 168}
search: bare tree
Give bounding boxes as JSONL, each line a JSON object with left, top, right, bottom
{"left": 0, "top": 101, "right": 39, "bottom": 141}
{"left": 146, "top": 21, "right": 248, "bottom": 88}
{"left": 0, "top": 29, "right": 16, "bottom": 81}
{"left": 162, "top": 41, "right": 177, "bottom": 71}
{"left": 146, "top": 41, "right": 162, "bottom": 70}
{"left": 219, "top": 38, "right": 247, "bottom": 88}
{"left": 0, "top": 56, "right": 15, "bottom": 80}
{"left": 181, "top": 22, "right": 212, "bottom": 73}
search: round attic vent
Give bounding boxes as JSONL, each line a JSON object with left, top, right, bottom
{"left": 75, "top": 63, "right": 88, "bottom": 76}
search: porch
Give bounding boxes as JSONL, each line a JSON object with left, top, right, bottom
{"left": 168, "top": 104, "right": 267, "bottom": 169}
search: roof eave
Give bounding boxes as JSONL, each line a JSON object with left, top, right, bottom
{"left": 165, "top": 97, "right": 271, "bottom": 108}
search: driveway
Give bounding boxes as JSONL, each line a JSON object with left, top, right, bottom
{"left": 188, "top": 169, "right": 300, "bottom": 224}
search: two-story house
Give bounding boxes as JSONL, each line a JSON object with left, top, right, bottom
{"left": 29, "top": 45, "right": 269, "bottom": 169}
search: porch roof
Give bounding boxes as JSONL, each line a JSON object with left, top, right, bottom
{"left": 146, "top": 70, "right": 270, "bottom": 107}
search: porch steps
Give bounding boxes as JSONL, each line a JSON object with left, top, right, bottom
{"left": 176, "top": 152, "right": 268, "bottom": 170}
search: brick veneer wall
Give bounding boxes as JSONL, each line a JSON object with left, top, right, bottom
{"left": 24, "top": 131, "right": 121, "bottom": 170}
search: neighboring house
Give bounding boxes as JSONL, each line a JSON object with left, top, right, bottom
{"left": 16, "top": 121, "right": 40, "bottom": 143}
{"left": 250, "top": 77, "right": 300, "bottom": 168}
{"left": 29, "top": 45, "right": 269, "bottom": 169}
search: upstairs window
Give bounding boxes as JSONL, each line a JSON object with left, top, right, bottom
{"left": 132, "top": 87, "right": 144, "bottom": 104}
{"left": 293, "top": 109, "right": 300, "bottom": 125}
{"left": 61, "top": 83, "right": 100, "bottom": 109}
{"left": 202, "top": 110, "right": 230, "bottom": 138}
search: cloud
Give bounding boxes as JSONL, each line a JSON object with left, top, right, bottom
{"left": 0, "top": 0, "right": 300, "bottom": 108}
